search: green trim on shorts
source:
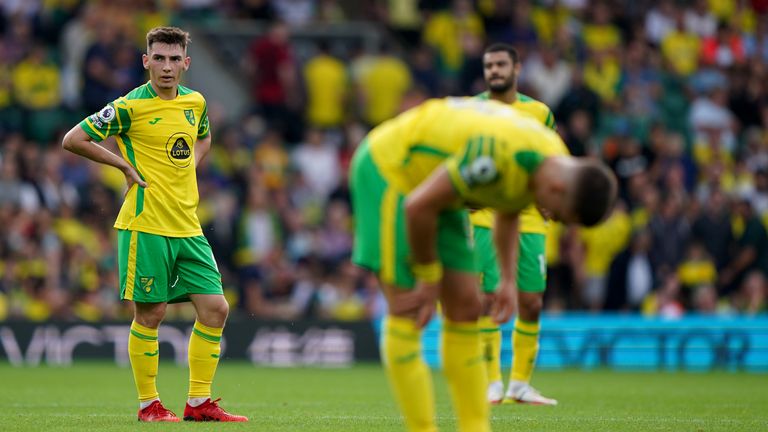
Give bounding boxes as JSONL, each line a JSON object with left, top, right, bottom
{"left": 118, "top": 230, "right": 223, "bottom": 304}
{"left": 351, "top": 139, "right": 476, "bottom": 289}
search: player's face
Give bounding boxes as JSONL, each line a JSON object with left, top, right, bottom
{"left": 535, "top": 184, "right": 577, "bottom": 224}
{"left": 483, "top": 51, "right": 518, "bottom": 93}
{"left": 143, "top": 43, "right": 190, "bottom": 90}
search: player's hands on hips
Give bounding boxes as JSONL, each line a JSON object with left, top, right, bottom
{"left": 491, "top": 280, "right": 517, "bottom": 324}
{"left": 122, "top": 164, "right": 147, "bottom": 197}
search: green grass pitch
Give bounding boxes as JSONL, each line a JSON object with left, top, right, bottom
{"left": 0, "top": 362, "right": 765, "bottom": 431}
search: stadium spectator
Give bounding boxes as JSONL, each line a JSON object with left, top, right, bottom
{"left": 243, "top": 21, "right": 299, "bottom": 137}
{"left": 606, "top": 229, "right": 655, "bottom": 311}
{"left": 354, "top": 42, "right": 412, "bottom": 126}
{"left": 302, "top": 41, "right": 348, "bottom": 129}
{"left": 522, "top": 44, "right": 572, "bottom": 108}
{"left": 719, "top": 197, "right": 768, "bottom": 296}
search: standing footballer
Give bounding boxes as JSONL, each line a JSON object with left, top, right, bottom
{"left": 473, "top": 43, "right": 559, "bottom": 405}
{"left": 62, "top": 27, "right": 247, "bottom": 422}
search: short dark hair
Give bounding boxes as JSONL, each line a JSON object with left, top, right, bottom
{"left": 572, "top": 161, "right": 617, "bottom": 227}
{"left": 146, "top": 26, "right": 190, "bottom": 52}
{"left": 484, "top": 43, "right": 519, "bottom": 64}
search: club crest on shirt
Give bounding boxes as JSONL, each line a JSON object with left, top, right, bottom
{"left": 184, "top": 109, "right": 195, "bottom": 126}
{"left": 140, "top": 277, "right": 154, "bottom": 293}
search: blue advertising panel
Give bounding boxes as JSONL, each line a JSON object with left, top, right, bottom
{"left": 374, "top": 314, "right": 768, "bottom": 372}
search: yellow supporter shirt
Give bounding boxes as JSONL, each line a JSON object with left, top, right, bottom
{"left": 661, "top": 31, "right": 701, "bottom": 76}
{"left": 423, "top": 11, "right": 485, "bottom": 72}
{"left": 304, "top": 54, "right": 347, "bottom": 127}
{"left": 360, "top": 56, "right": 412, "bottom": 126}
{"left": 583, "top": 58, "right": 621, "bottom": 103}
{"left": 582, "top": 24, "right": 621, "bottom": 54}
{"left": 579, "top": 209, "right": 632, "bottom": 277}
{"left": 677, "top": 260, "right": 717, "bottom": 287}
{"left": 469, "top": 92, "right": 558, "bottom": 233}
{"left": 79, "top": 82, "right": 210, "bottom": 237}
{"left": 368, "top": 97, "right": 568, "bottom": 213}
{"left": 12, "top": 59, "right": 61, "bottom": 109}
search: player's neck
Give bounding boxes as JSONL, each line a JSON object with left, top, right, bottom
{"left": 489, "top": 88, "right": 518, "bottom": 105}
{"left": 150, "top": 81, "right": 178, "bottom": 100}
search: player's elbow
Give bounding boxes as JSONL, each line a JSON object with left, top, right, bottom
{"left": 61, "top": 129, "right": 75, "bottom": 152}
{"left": 61, "top": 131, "right": 73, "bottom": 151}
{"left": 62, "top": 127, "right": 87, "bottom": 153}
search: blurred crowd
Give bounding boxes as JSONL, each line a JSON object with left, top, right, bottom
{"left": 0, "top": 0, "right": 767, "bottom": 322}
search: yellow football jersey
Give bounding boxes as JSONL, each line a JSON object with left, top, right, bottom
{"left": 368, "top": 97, "right": 567, "bottom": 214}
{"left": 79, "top": 82, "right": 210, "bottom": 237}
{"left": 470, "top": 92, "right": 558, "bottom": 233}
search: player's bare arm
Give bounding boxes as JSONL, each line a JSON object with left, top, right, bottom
{"left": 404, "top": 166, "right": 462, "bottom": 327}
{"left": 62, "top": 124, "right": 147, "bottom": 192}
{"left": 195, "top": 134, "right": 212, "bottom": 166}
{"left": 492, "top": 211, "right": 519, "bottom": 324}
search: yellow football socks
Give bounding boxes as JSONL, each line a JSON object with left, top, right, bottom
{"left": 188, "top": 321, "right": 223, "bottom": 398}
{"left": 381, "top": 315, "right": 436, "bottom": 432}
{"left": 128, "top": 321, "right": 159, "bottom": 402}
{"left": 442, "top": 320, "right": 490, "bottom": 432}
{"left": 510, "top": 318, "right": 540, "bottom": 383}
{"left": 478, "top": 315, "right": 502, "bottom": 383}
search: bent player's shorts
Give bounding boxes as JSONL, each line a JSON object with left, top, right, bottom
{"left": 118, "top": 230, "right": 223, "bottom": 303}
{"left": 472, "top": 228, "right": 547, "bottom": 294}
{"left": 473, "top": 226, "right": 500, "bottom": 293}
{"left": 350, "top": 139, "right": 476, "bottom": 289}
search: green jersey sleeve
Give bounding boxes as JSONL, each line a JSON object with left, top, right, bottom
{"left": 79, "top": 98, "right": 131, "bottom": 142}
{"left": 545, "top": 109, "right": 556, "bottom": 130}
{"left": 198, "top": 101, "right": 210, "bottom": 138}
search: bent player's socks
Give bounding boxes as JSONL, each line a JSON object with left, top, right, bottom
{"left": 382, "top": 315, "right": 436, "bottom": 432}
{"left": 442, "top": 319, "right": 490, "bottom": 432}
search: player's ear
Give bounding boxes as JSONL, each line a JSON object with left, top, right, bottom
{"left": 184, "top": 56, "right": 191, "bottom": 71}
{"left": 142, "top": 53, "right": 149, "bottom": 70}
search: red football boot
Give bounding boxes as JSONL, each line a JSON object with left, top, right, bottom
{"left": 183, "top": 398, "right": 248, "bottom": 422}
{"left": 137, "top": 400, "right": 181, "bottom": 422}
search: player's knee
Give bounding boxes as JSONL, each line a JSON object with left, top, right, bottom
{"left": 443, "top": 294, "right": 482, "bottom": 322}
{"left": 518, "top": 293, "right": 543, "bottom": 318}
{"left": 205, "top": 297, "right": 230, "bottom": 324}
{"left": 134, "top": 302, "right": 167, "bottom": 328}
